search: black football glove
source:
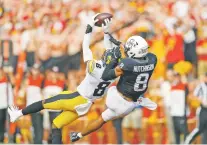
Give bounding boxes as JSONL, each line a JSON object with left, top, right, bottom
{"left": 104, "top": 47, "right": 121, "bottom": 66}
{"left": 112, "top": 46, "right": 121, "bottom": 60}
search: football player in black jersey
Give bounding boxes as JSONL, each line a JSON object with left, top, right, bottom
{"left": 70, "top": 35, "right": 158, "bottom": 142}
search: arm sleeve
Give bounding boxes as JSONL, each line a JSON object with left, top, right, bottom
{"left": 101, "top": 59, "right": 118, "bottom": 81}
{"left": 104, "top": 33, "right": 113, "bottom": 50}
{"left": 82, "top": 33, "right": 93, "bottom": 63}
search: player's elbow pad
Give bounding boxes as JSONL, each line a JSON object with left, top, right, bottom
{"left": 101, "top": 69, "right": 116, "bottom": 81}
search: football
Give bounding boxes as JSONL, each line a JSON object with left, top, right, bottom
{"left": 94, "top": 13, "right": 113, "bottom": 27}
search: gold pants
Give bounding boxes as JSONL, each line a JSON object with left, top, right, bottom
{"left": 43, "top": 91, "right": 88, "bottom": 128}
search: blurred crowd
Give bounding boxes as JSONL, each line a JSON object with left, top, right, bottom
{"left": 0, "top": 0, "right": 207, "bottom": 144}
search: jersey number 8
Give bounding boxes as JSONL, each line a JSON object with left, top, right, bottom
{"left": 134, "top": 73, "right": 149, "bottom": 92}
{"left": 93, "top": 82, "right": 111, "bottom": 96}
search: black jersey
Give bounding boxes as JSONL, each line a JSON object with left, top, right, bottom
{"left": 117, "top": 53, "right": 157, "bottom": 102}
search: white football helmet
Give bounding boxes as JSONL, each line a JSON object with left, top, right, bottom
{"left": 124, "top": 36, "right": 149, "bottom": 58}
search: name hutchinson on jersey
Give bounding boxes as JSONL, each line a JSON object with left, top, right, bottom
{"left": 133, "top": 64, "right": 155, "bottom": 73}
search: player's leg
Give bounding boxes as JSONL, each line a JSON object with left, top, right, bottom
{"left": 70, "top": 86, "right": 136, "bottom": 142}
{"left": 51, "top": 111, "right": 79, "bottom": 144}
{"left": 8, "top": 91, "right": 87, "bottom": 122}
{"left": 8, "top": 100, "right": 44, "bottom": 123}
{"left": 8, "top": 92, "right": 71, "bottom": 122}
{"left": 70, "top": 108, "right": 117, "bottom": 142}
{"left": 43, "top": 91, "right": 88, "bottom": 110}
{"left": 20, "top": 90, "right": 77, "bottom": 115}
{"left": 82, "top": 116, "right": 106, "bottom": 136}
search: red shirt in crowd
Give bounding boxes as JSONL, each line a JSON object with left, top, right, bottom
{"left": 44, "top": 79, "right": 65, "bottom": 89}
{"left": 196, "top": 38, "right": 207, "bottom": 61}
{"left": 0, "top": 76, "right": 7, "bottom": 83}
{"left": 165, "top": 34, "right": 184, "bottom": 64}
{"left": 28, "top": 75, "right": 44, "bottom": 88}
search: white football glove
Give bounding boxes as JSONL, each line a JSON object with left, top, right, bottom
{"left": 102, "top": 18, "right": 112, "bottom": 33}
{"left": 88, "top": 13, "right": 100, "bottom": 27}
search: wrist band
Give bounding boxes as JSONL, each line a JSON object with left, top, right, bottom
{"left": 85, "top": 24, "right": 92, "bottom": 34}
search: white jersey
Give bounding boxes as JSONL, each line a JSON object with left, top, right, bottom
{"left": 77, "top": 60, "right": 113, "bottom": 101}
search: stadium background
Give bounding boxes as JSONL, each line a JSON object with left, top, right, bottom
{"left": 0, "top": 0, "right": 207, "bottom": 144}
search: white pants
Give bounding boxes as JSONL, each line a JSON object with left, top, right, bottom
{"left": 102, "top": 86, "right": 157, "bottom": 122}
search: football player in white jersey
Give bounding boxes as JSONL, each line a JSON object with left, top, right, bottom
{"left": 7, "top": 14, "right": 116, "bottom": 144}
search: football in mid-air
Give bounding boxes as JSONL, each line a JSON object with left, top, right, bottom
{"left": 94, "top": 13, "right": 113, "bottom": 27}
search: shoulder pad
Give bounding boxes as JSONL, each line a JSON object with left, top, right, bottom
{"left": 118, "top": 58, "right": 135, "bottom": 71}
{"left": 147, "top": 53, "right": 157, "bottom": 64}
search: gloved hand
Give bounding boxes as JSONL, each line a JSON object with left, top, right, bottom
{"left": 102, "top": 18, "right": 112, "bottom": 33}
{"left": 104, "top": 47, "right": 121, "bottom": 65}
{"left": 88, "top": 13, "right": 100, "bottom": 27}
{"left": 112, "top": 46, "right": 121, "bottom": 60}
{"left": 85, "top": 13, "right": 100, "bottom": 34}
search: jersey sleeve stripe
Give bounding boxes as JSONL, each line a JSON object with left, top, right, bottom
{"left": 87, "top": 60, "right": 95, "bottom": 74}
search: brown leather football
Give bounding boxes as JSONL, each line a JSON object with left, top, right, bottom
{"left": 94, "top": 13, "right": 113, "bottom": 27}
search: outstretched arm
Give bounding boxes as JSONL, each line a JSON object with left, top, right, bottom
{"left": 101, "top": 47, "right": 123, "bottom": 81}
{"left": 104, "top": 33, "right": 113, "bottom": 50}
{"left": 82, "top": 13, "right": 100, "bottom": 63}
{"left": 101, "top": 60, "right": 123, "bottom": 81}
{"left": 102, "top": 18, "right": 113, "bottom": 50}
{"left": 82, "top": 25, "right": 94, "bottom": 63}
{"left": 83, "top": 16, "right": 113, "bottom": 62}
